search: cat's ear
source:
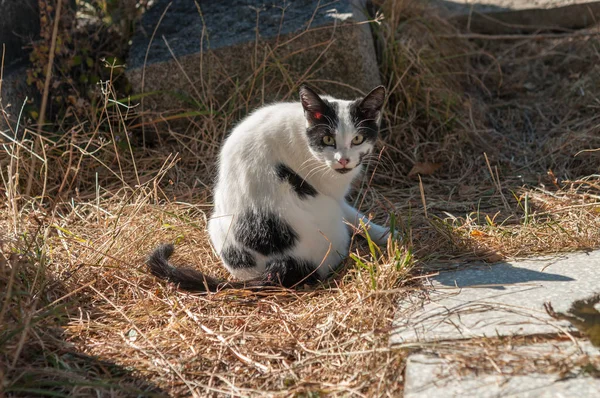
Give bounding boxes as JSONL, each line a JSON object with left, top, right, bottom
{"left": 358, "top": 86, "right": 386, "bottom": 121}
{"left": 299, "top": 85, "right": 327, "bottom": 121}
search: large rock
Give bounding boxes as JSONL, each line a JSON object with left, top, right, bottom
{"left": 0, "top": 0, "right": 39, "bottom": 69}
{"left": 126, "top": 0, "right": 381, "bottom": 113}
{"left": 0, "top": 0, "right": 39, "bottom": 137}
{"left": 1, "top": 67, "right": 34, "bottom": 139}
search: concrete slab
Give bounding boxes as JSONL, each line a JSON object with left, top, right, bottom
{"left": 392, "top": 250, "right": 600, "bottom": 345}
{"left": 404, "top": 341, "right": 600, "bottom": 398}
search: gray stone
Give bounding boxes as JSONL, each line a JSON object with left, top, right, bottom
{"left": 392, "top": 250, "right": 600, "bottom": 345}
{"left": 1, "top": 66, "right": 35, "bottom": 139}
{"left": 0, "top": 0, "right": 40, "bottom": 69}
{"left": 0, "top": 0, "right": 40, "bottom": 137}
{"left": 126, "top": 0, "right": 381, "bottom": 112}
{"left": 404, "top": 341, "right": 600, "bottom": 398}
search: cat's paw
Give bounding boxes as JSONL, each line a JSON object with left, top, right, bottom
{"left": 367, "top": 224, "right": 390, "bottom": 247}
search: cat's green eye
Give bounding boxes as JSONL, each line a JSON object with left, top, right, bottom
{"left": 322, "top": 135, "right": 335, "bottom": 146}
{"left": 352, "top": 134, "right": 365, "bottom": 145}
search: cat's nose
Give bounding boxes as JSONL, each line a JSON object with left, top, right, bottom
{"left": 338, "top": 158, "right": 350, "bottom": 167}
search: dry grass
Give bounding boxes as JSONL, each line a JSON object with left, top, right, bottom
{"left": 2, "top": 0, "right": 600, "bottom": 396}
{"left": 0, "top": 190, "right": 411, "bottom": 396}
{"left": 412, "top": 335, "right": 600, "bottom": 382}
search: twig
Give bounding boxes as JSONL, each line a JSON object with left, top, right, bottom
{"left": 179, "top": 302, "right": 270, "bottom": 373}
{"left": 419, "top": 175, "right": 428, "bottom": 219}
{"left": 26, "top": 0, "right": 63, "bottom": 198}
{"left": 484, "top": 152, "right": 510, "bottom": 211}
{"left": 140, "top": 1, "right": 171, "bottom": 147}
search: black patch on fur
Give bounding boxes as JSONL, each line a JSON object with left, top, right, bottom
{"left": 276, "top": 163, "right": 318, "bottom": 199}
{"left": 305, "top": 99, "right": 340, "bottom": 152}
{"left": 147, "top": 244, "right": 322, "bottom": 292}
{"left": 221, "top": 246, "right": 256, "bottom": 269}
{"left": 234, "top": 211, "right": 298, "bottom": 256}
{"left": 328, "top": 101, "right": 339, "bottom": 115}
{"left": 264, "top": 257, "right": 321, "bottom": 287}
{"left": 349, "top": 100, "right": 378, "bottom": 144}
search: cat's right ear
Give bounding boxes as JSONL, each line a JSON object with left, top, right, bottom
{"left": 299, "top": 85, "right": 326, "bottom": 122}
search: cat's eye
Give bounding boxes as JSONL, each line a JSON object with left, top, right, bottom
{"left": 322, "top": 135, "right": 335, "bottom": 146}
{"left": 352, "top": 134, "right": 365, "bottom": 145}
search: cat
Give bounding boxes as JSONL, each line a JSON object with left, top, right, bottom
{"left": 148, "top": 84, "right": 390, "bottom": 291}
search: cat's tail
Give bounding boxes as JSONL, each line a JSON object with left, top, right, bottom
{"left": 147, "top": 244, "right": 274, "bottom": 292}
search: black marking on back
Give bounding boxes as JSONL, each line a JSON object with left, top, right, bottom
{"left": 234, "top": 211, "right": 298, "bottom": 256}
{"left": 349, "top": 100, "right": 378, "bottom": 144}
{"left": 221, "top": 246, "right": 256, "bottom": 269}
{"left": 264, "top": 256, "right": 321, "bottom": 287}
{"left": 276, "top": 163, "right": 318, "bottom": 199}
{"left": 306, "top": 99, "right": 340, "bottom": 151}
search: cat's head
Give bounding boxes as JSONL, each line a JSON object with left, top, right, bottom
{"left": 299, "top": 84, "right": 385, "bottom": 175}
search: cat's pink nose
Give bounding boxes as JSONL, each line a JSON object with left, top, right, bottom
{"left": 338, "top": 158, "right": 349, "bottom": 167}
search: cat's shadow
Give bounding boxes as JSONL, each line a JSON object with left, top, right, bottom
{"left": 433, "top": 261, "right": 574, "bottom": 290}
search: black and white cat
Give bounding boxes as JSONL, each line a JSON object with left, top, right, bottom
{"left": 148, "top": 85, "right": 390, "bottom": 291}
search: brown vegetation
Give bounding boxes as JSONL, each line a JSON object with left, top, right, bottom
{"left": 1, "top": 0, "right": 600, "bottom": 396}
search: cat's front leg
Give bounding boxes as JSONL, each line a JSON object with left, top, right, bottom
{"left": 340, "top": 201, "right": 389, "bottom": 246}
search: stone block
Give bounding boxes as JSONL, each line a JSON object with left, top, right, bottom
{"left": 404, "top": 342, "right": 600, "bottom": 398}
{"left": 392, "top": 250, "right": 600, "bottom": 345}
{"left": 0, "top": 0, "right": 40, "bottom": 137}
{"left": 1, "top": 66, "right": 35, "bottom": 139}
{"left": 126, "top": 0, "right": 381, "bottom": 113}
{"left": 0, "top": 0, "right": 40, "bottom": 69}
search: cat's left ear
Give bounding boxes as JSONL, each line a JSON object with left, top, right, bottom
{"left": 358, "top": 85, "right": 386, "bottom": 122}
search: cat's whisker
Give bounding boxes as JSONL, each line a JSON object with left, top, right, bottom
{"left": 298, "top": 160, "right": 321, "bottom": 175}
{"left": 298, "top": 158, "right": 315, "bottom": 170}
{"left": 316, "top": 166, "right": 334, "bottom": 182}
{"left": 311, "top": 123, "right": 333, "bottom": 132}
{"left": 323, "top": 114, "right": 336, "bottom": 126}
{"left": 362, "top": 156, "right": 393, "bottom": 173}
{"left": 365, "top": 161, "right": 394, "bottom": 177}
{"left": 356, "top": 119, "right": 376, "bottom": 129}
{"left": 304, "top": 164, "right": 331, "bottom": 181}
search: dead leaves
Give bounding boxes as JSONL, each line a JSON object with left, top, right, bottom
{"left": 407, "top": 162, "right": 442, "bottom": 178}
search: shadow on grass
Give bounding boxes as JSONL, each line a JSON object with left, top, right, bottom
{"left": 0, "top": 249, "right": 166, "bottom": 398}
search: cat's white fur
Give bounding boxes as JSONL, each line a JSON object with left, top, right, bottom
{"left": 208, "top": 90, "right": 389, "bottom": 282}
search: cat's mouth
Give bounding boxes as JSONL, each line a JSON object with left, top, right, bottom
{"left": 335, "top": 167, "right": 353, "bottom": 174}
